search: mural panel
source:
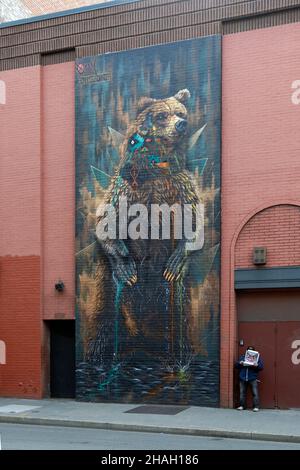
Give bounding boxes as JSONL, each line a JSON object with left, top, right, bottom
{"left": 76, "top": 37, "right": 221, "bottom": 405}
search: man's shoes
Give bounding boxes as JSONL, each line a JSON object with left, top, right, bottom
{"left": 236, "top": 406, "right": 244, "bottom": 410}
{"left": 253, "top": 407, "right": 259, "bottom": 412}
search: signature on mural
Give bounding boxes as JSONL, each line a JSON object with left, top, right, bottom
{"left": 76, "top": 60, "right": 112, "bottom": 85}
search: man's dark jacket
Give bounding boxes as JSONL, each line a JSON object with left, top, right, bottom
{"left": 235, "top": 354, "right": 264, "bottom": 382}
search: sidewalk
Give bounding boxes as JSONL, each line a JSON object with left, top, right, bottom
{"left": 0, "top": 397, "right": 300, "bottom": 443}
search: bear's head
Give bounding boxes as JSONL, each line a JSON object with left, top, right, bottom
{"left": 124, "top": 89, "right": 190, "bottom": 159}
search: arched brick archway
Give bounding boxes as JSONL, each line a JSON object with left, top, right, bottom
{"left": 234, "top": 204, "right": 300, "bottom": 409}
{"left": 235, "top": 204, "right": 300, "bottom": 269}
{"left": 220, "top": 202, "right": 300, "bottom": 408}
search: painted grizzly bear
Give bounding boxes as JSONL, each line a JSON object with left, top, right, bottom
{"left": 89, "top": 89, "right": 204, "bottom": 368}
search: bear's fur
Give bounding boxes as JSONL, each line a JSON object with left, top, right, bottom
{"left": 90, "top": 89, "right": 203, "bottom": 365}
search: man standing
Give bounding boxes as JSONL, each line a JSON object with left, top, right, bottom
{"left": 235, "top": 346, "right": 264, "bottom": 412}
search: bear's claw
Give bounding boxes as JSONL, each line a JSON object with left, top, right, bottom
{"left": 128, "top": 275, "right": 138, "bottom": 286}
{"left": 163, "top": 245, "right": 187, "bottom": 282}
{"left": 110, "top": 254, "right": 137, "bottom": 287}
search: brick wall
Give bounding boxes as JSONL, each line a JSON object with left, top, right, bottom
{"left": 2, "top": 19, "right": 300, "bottom": 404}
{"left": 0, "top": 66, "right": 42, "bottom": 397}
{"left": 42, "top": 62, "right": 75, "bottom": 321}
{"left": 22, "top": 0, "right": 110, "bottom": 16}
{"left": 0, "top": 1, "right": 110, "bottom": 23}
{"left": 0, "top": 0, "right": 30, "bottom": 22}
{"left": 0, "top": 62, "right": 75, "bottom": 397}
{"left": 235, "top": 205, "right": 300, "bottom": 269}
{"left": 221, "top": 22, "right": 300, "bottom": 407}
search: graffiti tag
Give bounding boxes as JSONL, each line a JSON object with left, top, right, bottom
{"left": 76, "top": 60, "right": 97, "bottom": 75}
{"left": 76, "top": 61, "right": 111, "bottom": 85}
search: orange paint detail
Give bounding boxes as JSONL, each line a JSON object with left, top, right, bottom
{"left": 156, "top": 162, "right": 170, "bottom": 169}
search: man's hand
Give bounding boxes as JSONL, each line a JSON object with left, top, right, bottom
{"left": 240, "top": 361, "right": 244, "bottom": 366}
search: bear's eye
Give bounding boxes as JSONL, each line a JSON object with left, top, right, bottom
{"left": 156, "top": 112, "right": 168, "bottom": 121}
{"left": 177, "top": 112, "right": 186, "bottom": 119}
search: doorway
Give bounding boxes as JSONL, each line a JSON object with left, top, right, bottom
{"left": 48, "top": 320, "right": 75, "bottom": 398}
{"left": 237, "top": 290, "right": 300, "bottom": 408}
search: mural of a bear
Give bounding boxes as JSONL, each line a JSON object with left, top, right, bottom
{"left": 76, "top": 37, "right": 221, "bottom": 406}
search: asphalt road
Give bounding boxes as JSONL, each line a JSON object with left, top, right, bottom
{"left": 0, "top": 423, "right": 300, "bottom": 450}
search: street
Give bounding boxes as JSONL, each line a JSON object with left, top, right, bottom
{"left": 0, "top": 423, "right": 300, "bottom": 450}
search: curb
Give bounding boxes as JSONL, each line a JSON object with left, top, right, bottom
{"left": 0, "top": 415, "right": 300, "bottom": 444}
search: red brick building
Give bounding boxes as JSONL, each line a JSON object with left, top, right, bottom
{"left": 0, "top": 1, "right": 109, "bottom": 23}
{"left": 1, "top": 0, "right": 300, "bottom": 408}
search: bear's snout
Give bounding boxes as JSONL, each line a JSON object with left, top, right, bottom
{"left": 175, "top": 118, "right": 187, "bottom": 134}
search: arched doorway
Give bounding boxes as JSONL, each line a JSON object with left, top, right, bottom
{"left": 235, "top": 204, "right": 300, "bottom": 409}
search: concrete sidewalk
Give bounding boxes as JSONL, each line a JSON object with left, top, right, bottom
{"left": 0, "top": 397, "right": 299, "bottom": 443}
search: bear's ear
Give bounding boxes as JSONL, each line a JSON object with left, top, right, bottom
{"left": 136, "top": 97, "right": 157, "bottom": 115}
{"left": 174, "top": 89, "right": 191, "bottom": 104}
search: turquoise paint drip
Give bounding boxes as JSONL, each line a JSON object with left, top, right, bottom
{"left": 98, "top": 363, "right": 121, "bottom": 391}
{"left": 114, "top": 279, "right": 124, "bottom": 359}
{"left": 97, "top": 277, "right": 124, "bottom": 392}
{"left": 111, "top": 176, "right": 123, "bottom": 207}
{"left": 176, "top": 277, "right": 185, "bottom": 364}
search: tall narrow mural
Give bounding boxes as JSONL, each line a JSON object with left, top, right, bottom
{"left": 76, "top": 36, "right": 221, "bottom": 405}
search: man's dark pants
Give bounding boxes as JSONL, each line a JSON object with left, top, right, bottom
{"left": 239, "top": 379, "right": 259, "bottom": 408}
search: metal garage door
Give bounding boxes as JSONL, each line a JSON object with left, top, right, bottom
{"left": 237, "top": 290, "right": 300, "bottom": 409}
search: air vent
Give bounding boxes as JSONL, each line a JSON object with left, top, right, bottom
{"left": 253, "top": 247, "right": 267, "bottom": 265}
